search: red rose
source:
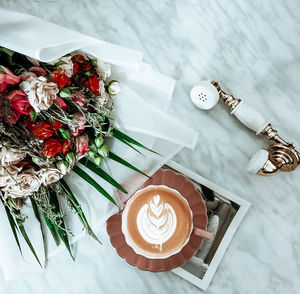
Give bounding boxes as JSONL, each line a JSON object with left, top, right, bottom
{"left": 30, "top": 121, "right": 54, "bottom": 140}
{"left": 43, "top": 138, "right": 63, "bottom": 158}
{"left": 76, "top": 136, "right": 89, "bottom": 155}
{"left": 85, "top": 74, "right": 99, "bottom": 95}
{"left": 0, "top": 66, "right": 20, "bottom": 92}
{"left": 51, "top": 120, "right": 63, "bottom": 131}
{"left": 7, "top": 90, "right": 33, "bottom": 115}
{"left": 71, "top": 60, "right": 79, "bottom": 76}
{"left": 62, "top": 137, "right": 73, "bottom": 154}
{"left": 72, "top": 54, "right": 85, "bottom": 64}
{"left": 54, "top": 96, "right": 68, "bottom": 109}
{"left": 71, "top": 55, "right": 91, "bottom": 71}
{"left": 27, "top": 120, "right": 63, "bottom": 140}
{"left": 51, "top": 69, "right": 71, "bottom": 89}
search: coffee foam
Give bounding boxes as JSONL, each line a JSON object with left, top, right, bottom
{"left": 122, "top": 185, "right": 193, "bottom": 259}
{"left": 137, "top": 194, "right": 177, "bottom": 249}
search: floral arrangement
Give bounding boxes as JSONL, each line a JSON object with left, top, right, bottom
{"left": 0, "top": 47, "right": 152, "bottom": 264}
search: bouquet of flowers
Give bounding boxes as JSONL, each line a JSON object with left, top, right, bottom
{"left": 0, "top": 46, "right": 153, "bottom": 264}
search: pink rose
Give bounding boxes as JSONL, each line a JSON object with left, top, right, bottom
{"left": 29, "top": 67, "right": 47, "bottom": 77}
{"left": 76, "top": 136, "right": 89, "bottom": 155}
{"left": 71, "top": 92, "right": 86, "bottom": 107}
{"left": 54, "top": 96, "right": 67, "bottom": 109}
{"left": 0, "top": 66, "right": 20, "bottom": 92}
{"left": 20, "top": 71, "right": 37, "bottom": 81}
{"left": 7, "top": 90, "right": 33, "bottom": 115}
{"left": 71, "top": 113, "right": 86, "bottom": 136}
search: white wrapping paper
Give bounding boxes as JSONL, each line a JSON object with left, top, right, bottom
{"left": 0, "top": 9, "right": 198, "bottom": 280}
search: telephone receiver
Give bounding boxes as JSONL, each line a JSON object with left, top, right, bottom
{"left": 190, "top": 80, "right": 300, "bottom": 176}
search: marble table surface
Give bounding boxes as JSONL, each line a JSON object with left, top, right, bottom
{"left": 0, "top": 0, "right": 300, "bottom": 293}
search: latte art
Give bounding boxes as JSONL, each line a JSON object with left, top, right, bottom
{"left": 137, "top": 195, "right": 176, "bottom": 250}
{"left": 122, "top": 185, "right": 193, "bottom": 259}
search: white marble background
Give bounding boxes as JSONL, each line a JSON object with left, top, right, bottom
{"left": 0, "top": 0, "right": 300, "bottom": 293}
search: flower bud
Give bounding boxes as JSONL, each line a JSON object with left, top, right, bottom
{"left": 98, "top": 144, "right": 108, "bottom": 157}
{"left": 65, "top": 152, "right": 75, "bottom": 164}
{"left": 89, "top": 142, "right": 97, "bottom": 152}
{"left": 56, "top": 160, "right": 69, "bottom": 175}
{"left": 87, "top": 150, "right": 96, "bottom": 161}
{"left": 94, "top": 156, "right": 102, "bottom": 167}
{"left": 95, "top": 136, "right": 104, "bottom": 148}
{"left": 107, "top": 80, "right": 121, "bottom": 95}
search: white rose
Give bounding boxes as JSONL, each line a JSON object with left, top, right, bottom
{"left": 2, "top": 169, "right": 41, "bottom": 198}
{"left": 39, "top": 167, "right": 62, "bottom": 186}
{"left": 20, "top": 76, "right": 59, "bottom": 112}
{"left": 0, "top": 165, "right": 22, "bottom": 187}
{"left": 96, "top": 59, "right": 111, "bottom": 80}
{"left": 0, "top": 147, "right": 26, "bottom": 167}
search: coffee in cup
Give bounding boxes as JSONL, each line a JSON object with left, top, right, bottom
{"left": 122, "top": 185, "right": 194, "bottom": 259}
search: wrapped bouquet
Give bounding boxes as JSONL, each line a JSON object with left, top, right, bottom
{"left": 0, "top": 9, "right": 198, "bottom": 280}
{"left": 0, "top": 46, "right": 156, "bottom": 263}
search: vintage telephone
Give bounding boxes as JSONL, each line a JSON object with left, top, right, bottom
{"left": 190, "top": 80, "right": 300, "bottom": 176}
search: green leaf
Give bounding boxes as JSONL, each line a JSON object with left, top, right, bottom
{"left": 30, "top": 197, "right": 46, "bottom": 258}
{"left": 48, "top": 189, "right": 74, "bottom": 260}
{"left": 59, "top": 128, "right": 71, "bottom": 141}
{"left": 1, "top": 200, "right": 23, "bottom": 257}
{"left": 31, "top": 110, "right": 37, "bottom": 121}
{"left": 0, "top": 66, "right": 5, "bottom": 73}
{"left": 43, "top": 214, "right": 60, "bottom": 246}
{"left": 18, "top": 222, "right": 43, "bottom": 267}
{"left": 0, "top": 47, "right": 15, "bottom": 65}
{"left": 108, "top": 152, "right": 150, "bottom": 178}
{"left": 112, "top": 128, "right": 159, "bottom": 155}
{"left": 0, "top": 47, "right": 15, "bottom": 56}
{"left": 59, "top": 88, "right": 71, "bottom": 99}
{"left": 73, "top": 165, "right": 116, "bottom": 205}
{"left": 111, "top": 132, "right": 144, "bottom": 155}
{"left": 59, "top": 179, "right": 101, "bottom": 244}
{"left": 55, "top": 60, "right": 67, "bottom": 67}
{"left": 79, "top": 158, "right": 127, "bottom": 194}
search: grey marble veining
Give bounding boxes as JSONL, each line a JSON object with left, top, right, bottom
{"left": 0, "top": 0, "right": 300, "bottom": 293}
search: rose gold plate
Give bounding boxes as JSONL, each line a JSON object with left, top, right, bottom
{"left": 106, "top": 168, "right": 208, "bottom": 272}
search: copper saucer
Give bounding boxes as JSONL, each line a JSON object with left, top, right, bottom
{"left": 106, "top": 168, "right": 208, "bottom": 272}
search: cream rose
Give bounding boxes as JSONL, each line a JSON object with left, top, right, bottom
{"left": 0, "top": 147, "right": 25, "bottom": 167}
{"left": 0, "top": 165, "right": 22, "bottom": 187}
{"left": 39, "top": 167, "right": 62, "bottom": 186}
{"left": 2, "top": 169, "right": 41, "bottom": 198}
{"left": 20, "top": 76, "right": 59, "bottom": 112}
{"left": 49, "top": 56, "right": 74, "bottom": 77}
{"left": 96, "top": 59, "right": 111, "bottom": 80}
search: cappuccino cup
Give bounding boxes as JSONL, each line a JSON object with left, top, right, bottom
{"left": 121, "top": 185, "right": 212, "bottom": 259}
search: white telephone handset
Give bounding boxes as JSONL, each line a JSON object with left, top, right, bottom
{"left": 190, "top": 80, "right": 300, "bottom": 176}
